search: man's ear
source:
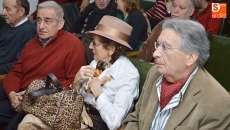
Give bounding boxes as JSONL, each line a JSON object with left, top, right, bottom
{"left": 19, "top": 7, "right": 25, "bottom": 17}
{"left": 186, "top": 52, "right": 198, "bottom": 66}
{"left": 189, "top": 8, "right": 195, "bottom": 17}
{"left": 58, "top": 19, "right": 65, "bottom": 30}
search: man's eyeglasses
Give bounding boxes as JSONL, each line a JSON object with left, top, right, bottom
{"left": 154, "top": 41, "right": 180, "bottom": 53}
{"left": 92, "top": 41, "right": 104, "bottom": 47}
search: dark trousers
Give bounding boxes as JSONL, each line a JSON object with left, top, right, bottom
{"left": 5, "top": 113, "right": 25, "bottom": 130}
{"left": 0, "top": 83, "right": 17, "bottom": 126}
{"left": 89, "top": 114, "right": 109, "bottom": 130}
{"left": 0, "top": 83, "right": 25, "bottom": 130}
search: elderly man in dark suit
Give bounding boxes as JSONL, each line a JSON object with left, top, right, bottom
{"left": 123, "top": 19, "right": 230, "bottom": 130}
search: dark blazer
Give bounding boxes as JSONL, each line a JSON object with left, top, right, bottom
{"left": 123, "top": 65, "right": 230, "bottom": 130}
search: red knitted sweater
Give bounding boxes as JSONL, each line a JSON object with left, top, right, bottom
{"left": 3, "top": 30, "right": 85, "bottom": 95}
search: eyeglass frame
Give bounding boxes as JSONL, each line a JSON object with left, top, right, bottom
{"left": 154, "top": 41, "right": 181, "bottom": 53}
{"left": 92, "top": 40, "right": 105, "bottom": 47}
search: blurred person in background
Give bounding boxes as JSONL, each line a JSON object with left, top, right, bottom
{"left": 137, "top": 0, "right": 195, "bottom": 62}
{"left": 116, "top": 0, "right": 148, "bottom": 51}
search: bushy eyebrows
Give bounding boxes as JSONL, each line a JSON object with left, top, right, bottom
{"left": 36, "top": 17, "right": 52, "bottom": 20}
{"left": 36, "top": 17, "right": 54, "bottom": 23}
{"left": 156, "top": 41, "right": 172, "bottom": 47}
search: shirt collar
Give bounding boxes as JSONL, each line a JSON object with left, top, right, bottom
{"left": 156, "top": 66, "right": 199, "bottom": 101}
{"left": 39, "top": 38, "right": 53, "bottom": 47}
{"left": 91, "top": 56, "right": 128, "bottom": 79}
{"left": 14, "top": 17, "right": 28, "bottom": 27}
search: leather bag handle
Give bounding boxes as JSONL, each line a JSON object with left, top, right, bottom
{"left": 28, "top": 73, "right": 62, "bottom": 98}
{"left": 45, "top": 73, "right": 62, "bottom": 91}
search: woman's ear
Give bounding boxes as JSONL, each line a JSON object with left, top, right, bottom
{"left": 108, "top": 46, "right": 115, "bottom": 56}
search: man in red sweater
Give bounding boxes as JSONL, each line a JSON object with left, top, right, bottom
{"left": 193, "top": 0, "right": 222, "bottom": 35}
{"left": 0, "top": 1, "right": 85, "bottom": 128}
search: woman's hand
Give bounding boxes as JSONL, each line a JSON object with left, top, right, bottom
{"left": 80, "top": 0, "right": 89, "bottom": 12}
{"left": 88, "top": 77, "right": 103, "bottom": 99}
{"left": 74, "top": 65, "right": 95, "bottom": 90}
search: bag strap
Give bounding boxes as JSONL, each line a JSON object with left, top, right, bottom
{"left": 28, "top": 87, "right": 58, "bottom": 97}
{"left": 45, "top": 73, "right": 62, "bottom": 91}
{"left": 28, "top": 73, "right": 62, "bottom": 98}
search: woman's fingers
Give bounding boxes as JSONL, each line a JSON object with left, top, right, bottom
{"left": 81, "top": 65, "right": 95, "bottom": 78}
{"left": 74, "top": 65, "right": 95, "bottom": 84}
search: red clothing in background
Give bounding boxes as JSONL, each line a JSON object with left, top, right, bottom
{"left": 146, "top": 0, "right": 171, "bottom": 20}
{"left": 3, "top": 30, "right": 85, "bottom": 95}
{"left": 193, "top": 1, "right": 222, "bottom": 35}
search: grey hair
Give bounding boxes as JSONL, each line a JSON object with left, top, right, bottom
{"left": 189, "top": 0, "right": 195, "bottom": 9}
{"left": 37, "top": 1, "right": 64, "bottom": 22}
{"left": 172, "top": 0, "right": 195, "bottom": 9}
{"left": 162, "top": 19, "right": 210, "bottom": 66}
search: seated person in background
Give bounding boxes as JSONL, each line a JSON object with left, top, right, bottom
{"left": 69, "top": 0, "right": 116, "bottom": 34}
{"left": 137, "top": 0, "right": 195, "bottom": 62}
{"left": 193, "top": 0, "right": 222, "bottom": 35}
{"left": 0, "top": 0, "right": 36, "bottom": 75}
{"left": 73, "top": 16, "right": 139, "bottom": 130}
{"left": 123, "top": 18, "right": 230, "bottom": 130}
{"left": 116, "top": 0, "right": 148, "bottom": 51}
{"left": 79, "top": 0, "right": 113, "bottom": 11}
{"left": 69, "top": 0, "right": 117, "bottom": 65}
{"left": 0, "top": 1, "right": 85, "bottom": 128}
{"left": 146, "top": 0, "right": 172, "bottom": 29}
{"left": 28, "top": 0, "right": 90, "bottom": 21}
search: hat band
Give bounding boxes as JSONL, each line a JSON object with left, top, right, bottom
{"left": 95, "top": 24, "right": 130, "bottom": 42}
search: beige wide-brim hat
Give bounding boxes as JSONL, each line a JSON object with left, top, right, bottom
{"left": 85, "top": 15, "right": 133, "bottom": 50}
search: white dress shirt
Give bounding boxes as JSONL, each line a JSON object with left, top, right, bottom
{"left": 80, "top": 56, "right": 139, "bottom": 130}
{"left": 14, "top": 17, "right": 28, "bottom": 27}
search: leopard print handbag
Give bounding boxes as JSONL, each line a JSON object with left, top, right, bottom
{"left": 19, "top": 73, "right": 83, "bottom": 130}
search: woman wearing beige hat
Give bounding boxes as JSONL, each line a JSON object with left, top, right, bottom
{"left": 73, "top": 15, "right": 140, "bottom": 130}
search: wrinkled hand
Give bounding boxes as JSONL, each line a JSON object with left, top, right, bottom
{"left": 88, "top": 77, "right": 103, "bottom": 99}
{"left": 80, "top": 0, "right": 89, "bottom": 12}
{"left": 74, "top": 65, "right": 95, "bottom": 90}
{"left": 8, "top": 90, "right": 26, "bottom": 111}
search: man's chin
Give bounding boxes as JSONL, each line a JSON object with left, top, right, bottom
{"left": 5, "top": 20, "right": 10, "bottom": 24}
{"left": 156, "top": 67, "right": 165, "bottom": 75}
{"left": 38, "top": 36, "right": 50, "bottom": 41}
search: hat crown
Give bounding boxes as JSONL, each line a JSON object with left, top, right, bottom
{"left": 85, "top": 15, "right": 133, "bottom": 50}
{"left": 98, "top": 16, "right": 132, "bottom": 36}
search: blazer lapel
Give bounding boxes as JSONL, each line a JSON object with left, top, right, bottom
{"left": 164, "top": 68, "right": 204, "bottom": 130}
{"left": 142, "top": 79, "right": 159, "bottom": 130}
